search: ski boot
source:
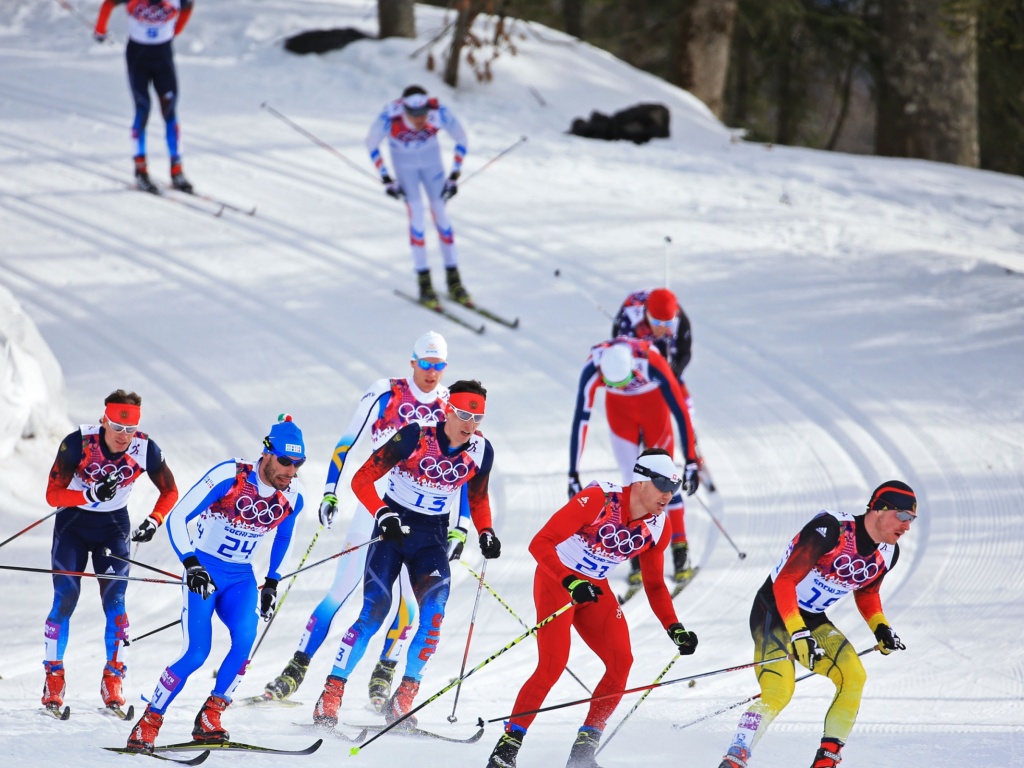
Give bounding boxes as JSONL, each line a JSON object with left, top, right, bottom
{"left": 192, "top": 694, "right": 230, "bottom": 743}
{"left": 811, "top": 738, "right": 844, "bottom": 768}
{"left": 417, "top": 269, "right": 440, "bottom": 308}
{"left": 101, "top": 659, "right": 127, "bottom": 709}
{"left": 672, "top": 542, "right": 695, "bottom": 583}
{"left": 445, "top": 265, "right": 472, "bottom": 305}
{"left": 265, "top": 651, "right": 310, "bottom": 700}
{"left": 41, "top": 661, "right": 66, "bottom": 713}
{"left": 126, "top": 705, "right": 163, "bottom": 753}
{"left": 486, "top": 728, "right": 525, "bottom": 768}
{"left": 566, "top": 726, "right": 603, "bottom": 768}
{"left": 719, "top": 744, "right": 751, "bottom": 768}
{"left": 170, "top": 158, "right": 194, "bottom": 194}
{"left": 313, "top": 675, "right": 345, "bottom": 728}
{"left": 367, "top": 659, "right": 397, "bottom": 713}
{"left": 134, "top": 155, "right": 159, "bottom": 195}
{"left": 384, "top": 676, "right": 420, "bottom": 728}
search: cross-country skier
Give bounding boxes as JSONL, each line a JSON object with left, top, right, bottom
{"left": 311, "top": 380, "right": 501, "bottom": 730}
{"left": 93, "top": 0, "right": 196, "bottom": 194}
{"left": 484, "top": 449, "right": 699, "bottom": 768}
{"left": 366, "top": 84, "right": 471, "bottom": 307}
{"left": 611, "top": 288, "right": 700, "bottom": 588}
{"left": 125, "top": 416, "right": 306, "bottom": 752}
{"left": 262, "top": 331, "right": 471, "bottom": 712}
{"left": 717, "top": 481, "right": 916, "bottom": 768}
{"left": 568, "top": 338, "right": 700, "bottom": 593}
{"left": 41, "top": 389, "right": 178, "bottom": 717}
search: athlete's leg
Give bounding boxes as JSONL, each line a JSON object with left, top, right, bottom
{"left": 125, "top": 41, "right": 153, "bottom": 161}
{"left": 572, "top": 582, "right": 631, "bottom": 731}
{"left": 424, "top": 164, "right": 457, "bottom": 267}
{"left": 394, "top": 164, "right": 428, "bottom": 271}
{"left": 381, "top": 565, "right": 417, "bottom": 662}
{"left": 149, "top": 42, "right": 181, "bottom": 164}
{"left": 812, "top": 622, "right": 867, "bottom": 744}
{"left": 400, "top": 538, "right": 450, "bottom": 682}
{"left": 95, "top": 515, "right": 132, "bottom": 662}
{"left": 149, "top": 585, "right": 218, "bottom": 714}
{"left": 45, "top": 510, "right": 89, "bottom": 661}
{"left": 211, "top": 576, "right": 259, "bottom": 702}
{"left": 605, "top": 393, "right": 644, "bottom": 486}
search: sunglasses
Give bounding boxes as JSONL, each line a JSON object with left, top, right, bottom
{"left": 273, "top": 454, "right": 306, "bottom": 469}
{"left": 633, "top": 464, "right": 682, "bottom": 494}
{"left": 892, "top": 509, "right": 916, "bottom": 522}
{"left": 106, "top": 420, "right": 138, "bottom": 435}
{"left": 450, "top": 406, "right": 485, "bottom": 424}
{"left": 415, "top": 356, "right": 448, "bottom": 372}
{"left": 648, "top": 315, "right": 674, "bottom": 328}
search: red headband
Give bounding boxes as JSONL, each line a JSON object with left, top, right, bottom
{"left": 105, "top": 403, "right": 141, "bottom": 426}
{"left": 449, "top": 392, "right": 485, "bottom": 415}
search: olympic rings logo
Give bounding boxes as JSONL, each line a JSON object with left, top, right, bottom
{"left": 398, "top": 403, "right": 444, "bottom": 423}
{"left": 832, "top": 554, "right": 879, "bottom": 583}
{"left": 84, "top": 463, "right": 134, "bottom": 484}
{"left": 598, "top": 523, "right": 648, "bottom": 555}
{"left": 419, "top": 456, "right": 470, "bottom": 483}
{"left": 236, "top": 496, "right": 284, "bottom": 526}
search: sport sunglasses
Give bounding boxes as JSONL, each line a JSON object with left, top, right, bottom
{"left": 450, "top": 406, "right": 485, "bottom": 423}
{"left": 263, "top": 437, "right": 306, "bottom": 468}
{"left": 106, "top": 420, "right": 138, "bottom": 434}
{"left": 633, "top": 463, "right": 682, "bottom": 494}
{"left": 414, "top": 356, "right": 448, "bottom": 372}
{"left": 892, "top": 508, "right": 916, "bottom": 522}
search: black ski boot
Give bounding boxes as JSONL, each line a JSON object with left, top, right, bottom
{"left": 566, "top": 726, "right": 603, "bottom": 768}
{"left": 264, "top": 651, "right": 310, "bottom": 700}
{"left": 417, "top": 269, "right": 440, "bottom": 308}
{"left": 367, "top": 659, "right": 397, "bottom": 713}
{"left": 134, "top": 155, "right": 159, "bottom": 195}
{"left": 170, "top": 159, "right": 193, "bottom": 194}
{"left": 445, "top": 265, "right": 472, "bottom": 305}
{"left": 672, "top": 542, "right": 694, "bottom": 582}
{"left": 486, "top": 729, "right": 524, "bottom": 768}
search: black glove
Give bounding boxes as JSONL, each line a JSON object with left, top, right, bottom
{"left": 667, "top": 623, "right": 699, "bottom": 655}
{"left": 791, "top": 628, "right": 823, "bottom": 671}
{"left": 131, "top": 516, "right": 159, "bottom": 543}
{"left": 260, "top": 578, "right": 279, "bottom": 621}
{"left": 375, "top": 507, "right": 406, "bottom": 543}
{"left": 567, "top": 472, "right": 582, "bottom": 499}
{"left": 85, "top": 473, "right": 119, "bottom": 504}
{"left": 682, "top": 461, "right": 700, "bottom": 496}
{"left": 382, "top": 173, "right": 404, "bottom": 200}
{"left": 563, "top": 575, "right": 602, "bottom": 604}
{"left": 447, "top": 526, "right": 467, "bottom": 561}
{"left": 318, "top": 493, "right": 338, "bottom": 528}
{"left": 441, "top": 170, "right": 459, "bottom": 201}
{"left": 93, "top": 31, "right": 108, "bottom": 43}
{"left": 479, "top": 527, "right": 501, "bottom": 559}
{"left": 183, "top": 556, "right": 217, "bottom": 599}
{"left": 873, "top": 623, "right": 906, "bottom": 655}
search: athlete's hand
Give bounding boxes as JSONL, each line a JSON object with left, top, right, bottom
{"left": 667, "top": 623, "right": 699, "bottom": 655}
{"left": 375, "top": 507, "right": 406, "bottom": 543}
{"left": 567, "top": 472, "right": 582, "bottom": 498}
{"left": 382, "top": 174, "right": 405, "bottom": 201}
{"left": 873, "top": 623, "right": 906, "bottom": 655}
{"left": 93, "top": 31, "right": 108, "bottom": 44}
{"left": 791, "top": 628, "right": 823, "bottom": 671}
{"left": 479, "top": 527, "right": 501, "bottom": 559}
{"left": 85, "top": 473, "right": 119, "bottom": 504}
{"left": 318, "top": 493, "right": 339, "bottom": 528}
{"left": 259, "top": 578, "right": 278, "bottom": 621}
{"left": 441, "top": 170, "right": 459, "bottom": 201}
{"left": 563, "top": 575, "right": 602, "bottom": 604}
{"left": 131, "top": 516, "right": 159, "bottom": 543}
{"left": 183, "top": 556, "right": 217, "bottom": 599}
{"left": 682, "top": 461, "right": 700, "bottom": 496}
{"left": 447, "top": 526, "right": 468, "bottom": 561}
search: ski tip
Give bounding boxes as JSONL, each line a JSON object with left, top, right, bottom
{"left": 476, "top": 717, "right": 485, "bottom": 728}
{"left": 61, "top": 705, "right": 71, "bottom": 720}
{"left": 247, "top": 206, "right": 257, "bottom": 216}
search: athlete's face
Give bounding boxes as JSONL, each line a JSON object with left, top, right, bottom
{"left": 647, "top": 312, "right": 674, "bottom": 338}
{"left": 411, "top": 356, "right": 446, "bottom": 392}
{"left": 873, "top": 507, "right": 915, "bottom": 545}
{"left": 259, "top": 453, "right": 299, "bottom": 491}
{"left": 444, "top": 406, "right": 481, "bottom": 447}
{"left": 630, "top": 480, "right": 673, "bottom": 520}
{"left": 404, "top": 111, "right": 429, "bottom": 130}
{"left": 101, "top": 416, "right": 136, "bottom": 453}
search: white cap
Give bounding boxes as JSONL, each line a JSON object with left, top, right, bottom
{"left": 632, "top": 453, "right": 680, "bottom": 485}
{"left": 413, "top": 331, "right": 448, "bottom": 361}
{"left": 599, "top": 343, "right": 634, "bottom": 386}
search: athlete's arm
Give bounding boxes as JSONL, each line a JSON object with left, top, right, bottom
{"left": 439, "top": 106, "right": 467, "bottom": 174}
{"left": 773, "top": 516, "right": 841, "bottom": 635}
{"left": 350, "top": 422, "right": 421, "bottom": 513}
{"left": 323, "top": 379, "right": 392, "bottom": 495}
{"left": 44, "top": 431, "right": 89, "bottom": 508}
{"left": 638, "top": 528, "right": 678, "bottom": 627}
{"left": 165, "top": 461, "right": 239, "bottom": 562}
{"left": 672, "top": 309, "right": 693, "bottom": 377}
{"left": 649, "top": 349, "right": 697, "bottom": 462}
{"left": 568, "top": 360, "right": 602, "bottom": 476}
{"left": 465, "top": 440, "right": 494, "bottom": 532}
{"left": 175, "top": 0, "right": 194, "bottom": 34}
{"left": 265, "top": 493, "right": 303, "bottom": 580}
{"left": 144, "top": 440, "right": 179, "bottom": 523}
{"left": 529, "top": 486, "right": 606, "bottom": 583}
{"left": 855, "top": 542, "right": 899, "bottom": 632}
{"left": 365, "top": 108, "right": 392, "bottom": 177}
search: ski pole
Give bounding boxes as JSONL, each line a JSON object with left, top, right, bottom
{"left": 350, "top": 601, "right": 575, "bottom": 754}
{"left": 459, "top": 135, "right": 528, "bottom": 187}
{"left": 663, "top": 235, "right": 672, "bottom": 288}
{"left": 0, "top": 564, "right": 180, "bottom": 585}
{"left": 448, "top": 559, "right": 488, "bottom": 723}
{"left": 124, "top": 619, "right": 181, "bottom": 647}
{"left": 102, "top": 548, "right": 180, "bottom": 579}
{"left": 486, "top": 656, "right": 787, "bottom": 724}
{"left": 693, "top": 493, "right": 746, "bottom": 560}
{"left": 461, "top": 561, "right": 591, "bottom": 694}
{"left": 250, "top": 524, "right": 324, "bottom": 661}
{"left": 0, "top": 509, "right": 58, "bottom": 550}
{"left": 260, "top": 102, "right": 379, "bottom": 182}
{"left": 672, "top": 645, "right": 880, "bottom": 731}
{"left": 597, "top": 652, "right": 679, "bottom": 754}
{"left": 277, "top": 536, "right": 381, "bottom": 580}
{"left": 551, "top": 267, "right": 615, "bottom": 320}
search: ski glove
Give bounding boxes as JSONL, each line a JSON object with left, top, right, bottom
{"left": 441, "top": 170, "right": 460, "bottom": 201}
{"left": 479, "top": 527, "right": 501, "bottom": 559}
{"left": 93, "top": 32, "right": 108, "bottom": 43}
{"left": 873, "top": 623, "right": 906, "bottom": 655}
{"left": 791, "top": 628, "right": 823, "bottom": 671}
{"left": 131, "top": 516, "right": 159, "bottom": 543}
{"left": 682, "top": 462, "right": 700, "bottom": 496}
{"left": 667, "top": 623, "right": 699, "bottom": 655}
{"left": 85, "top": 473, "right": 119, "bottom": 504}
{"left": 567, "top": 472, "right": 583, "bottom": 499}
{"left": 318, "top": 493, "right": 339, "bottom": 528}
{"left": 375, "top": 507, "right": 407, "bottom": 543}
{"left": 563, "top": 575, "right": 603, "bottom": 604}
{"left": 382, "top": 174, "right": 405, "bottom": 201}
{"left": 447, "top": 526, "right": 468, "bottom": 561}
{"left": 183, "top": 556, "right": 217, "bottom": 599}
{"left": 260, "top": 578, "right": 279, "bottom": 621}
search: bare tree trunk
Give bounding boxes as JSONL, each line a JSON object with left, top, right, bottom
{"left": 672, "top": 0, "right": 737, "bottom": 119}
{"left": 564, "top": 0, "right": 584, "bottom": 39}
{"left": 876, "top": 0, "right": 979, "bottom": 167}
{"left": 378, "top": 0, "right": 416, "bottom": 39}
{"left": 443, "top": 1, "right": 477, "bottom": 88}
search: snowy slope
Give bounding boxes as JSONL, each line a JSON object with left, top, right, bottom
{"left": 1, "top": 1, "right": 1024, "bottom": 767}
